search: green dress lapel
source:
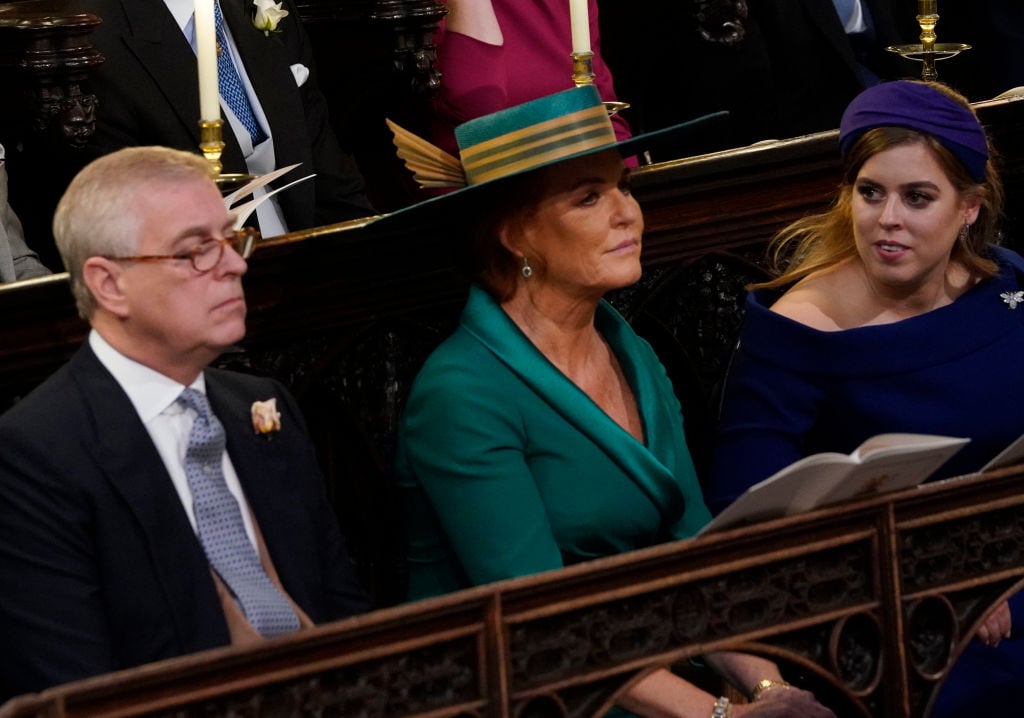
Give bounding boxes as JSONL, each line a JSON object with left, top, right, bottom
{"left": 459, "top": 286, "right": 687, "bottom": 524}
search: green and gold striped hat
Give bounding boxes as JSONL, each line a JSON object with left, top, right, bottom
{"left": 457, "top": 86, "right": 630, "bottom": 186}
{"left": 372, "top": 86, "right": 725, "bottom": 228}
{"left": 391, "top": 85, "right": 726, "bottom": 189}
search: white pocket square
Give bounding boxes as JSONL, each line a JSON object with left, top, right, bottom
{"left": 290, "top": 63, "right": 309, "bottom": 87}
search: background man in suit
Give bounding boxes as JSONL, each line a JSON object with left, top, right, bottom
{"left": 600, "top": 0, "right": 911, "bottom": 155}
{"left": 79, "top": 0, "right": 374, "bottom": 237}
{"left": 0, "top": 146, "right": 369, "bottom": 701}
{"left": 0, "top": 144, "right": 49, "bottom": 283}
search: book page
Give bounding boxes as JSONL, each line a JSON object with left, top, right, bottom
{"left": 700, "top": 457, "right": 854, "bottom": 534}
{"left": 701, "top": 434, "right": 969, "bottom": 535}
{"left": 853, "top": 433, "right": 969, "bottom": 463}
{"left": 981, "top": 432, "right": 1024, "bottom": 472}
{"left": 821, "top": 437, "right": 967, "bottom": 505}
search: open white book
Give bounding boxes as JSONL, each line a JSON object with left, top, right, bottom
{"left": 701, "top": 433, "right": 970, "bottom": 534}
{"left": 981, "top": 432, "right": 1024, "bottom": 472}
{"left": 222, "top": 164, "right": 315, "bottom": 230}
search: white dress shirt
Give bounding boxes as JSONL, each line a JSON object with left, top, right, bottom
{"left": 89, "top": 330, "right": 259, "bottom": 549}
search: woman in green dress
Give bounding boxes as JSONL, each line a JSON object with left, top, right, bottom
{"left": 390, "top": 86, "right": 834, "bottom": 718}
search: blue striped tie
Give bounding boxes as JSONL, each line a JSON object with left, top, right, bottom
{"left": 213, "top": 1, "right": 268, "bottom": 144}
{"left": 179, "top": 387, "right": 299, "bottom": 637}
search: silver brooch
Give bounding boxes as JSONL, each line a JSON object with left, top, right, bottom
{"left": 1001, "top": 290, "right": 1024, "bottom": 309}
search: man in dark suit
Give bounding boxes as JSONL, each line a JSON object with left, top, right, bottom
{"left": 80, "top": 0, "right": 374, "bottom": 235}
{"left": 745, "top": 0, "right": 909, "bottom": 138}
{"left": 600, "top": 0, "right": 912, "bottom": 155}
{"left": 0, "top": 146, "right": 369, "bottom": 702}
{"left": 0, "top": 144, "right": 49, "bottom": 283}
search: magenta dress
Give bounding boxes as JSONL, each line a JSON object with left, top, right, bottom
{"left": 431, "top": 0, "right": 632, "bottom": 158}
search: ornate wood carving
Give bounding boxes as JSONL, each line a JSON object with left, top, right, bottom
{"left": 295, "top": 0, "right": 445, "bottom": 97}
{"left": 691, "top": 0, "right": 748, "bottom": 46}
{"left": 0, "top": 1, "right": 102, "bottom": 148}
{"left": 3, "top": 469, "right": 1024, "bottom": 717}
{"left": 364, "top": 0, "right": 446, "bottom": 96}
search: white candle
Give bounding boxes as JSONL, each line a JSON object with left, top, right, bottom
{"left": 194, "top": 0, "right": 220, "bottom": 121}
{"left": 568, "top": 0, "right": 590, "bottom": 54}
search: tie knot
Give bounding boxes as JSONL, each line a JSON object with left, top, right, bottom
{"left": 178, "top": 387, "right": 213, "bottom": 421}
{"left": 179, "top": 387, "right": 225, "bottom": 461}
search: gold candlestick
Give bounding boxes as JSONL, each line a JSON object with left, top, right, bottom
{"left": 571, "top": 51, "right": 629, "bottom": 117}
{"left": 917, "top": 0, "right": 938, "bottom": 52}
{"left": 198, "top": 119, "right": 226, "bottom": 177}
{"left": 886, "top": 0, "right": 969, "bottom": 81}
{"left": 198, "top": 119, "right": 256, "bottom": 191}
{"left": 571, "top": 51, "right": 595, "bottom": 87}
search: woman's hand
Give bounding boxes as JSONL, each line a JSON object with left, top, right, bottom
{"left": 976, "top": 600, "right": 1012, "bottom": 647}
{"left": 732, "top": 685, "right": 836, "bottom": 717}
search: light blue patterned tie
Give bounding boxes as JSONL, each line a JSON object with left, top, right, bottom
{"left": 213, "top": 0, "right": 267, "bottom": 144}
{"left": 178, "top": 387, "right": 299, "bottom": 637}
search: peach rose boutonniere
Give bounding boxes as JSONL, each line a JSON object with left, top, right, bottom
{"left": 253, "top": 0, "right": 289, "bottom": 36}
{"left": 251, "top": 398, "right": 282, "bottom": 435}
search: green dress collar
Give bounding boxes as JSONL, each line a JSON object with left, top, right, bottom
{"left": 459, "top": 285, "right": 689, "bottom": 527}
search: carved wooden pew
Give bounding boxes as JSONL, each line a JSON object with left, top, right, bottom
{"left": 3, "top": 465, "right": 1024, "bottom": 718}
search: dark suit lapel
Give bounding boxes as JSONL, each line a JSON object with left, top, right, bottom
{"left": 800, "top": 0, "right": 863, "bottom": 81}
{"left": 205, "top": 375, "right": 316, "bottom": 608}
{"left": 220, "top": 0, "right": 316, "bottom": 221}
{"left": 206, "top": 378, "right": 289, "bottom": 512}
{"left": 117, "top": 0, "right": 203, "bottom": 146}
{"left": 221, "top": 0, "right": 307, "bottom": 161}
{"left": 117, "top": 0, "right": 246, "bottom": 167}
{"left": 220, "top": 1, "right": 292, "bottom": 116}
{"left": 205, "top": 377, "right": 291, "bottom": 552}
{"left": 67, "top": 346, "right": 228, "bottom": 644}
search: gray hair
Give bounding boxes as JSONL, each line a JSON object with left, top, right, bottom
{"left": 53, "top": 146, "right": 216, "bottom": 318}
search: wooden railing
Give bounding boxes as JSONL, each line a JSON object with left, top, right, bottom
{"left": 3, "top": 464, "right": 1024, "bottom": 718}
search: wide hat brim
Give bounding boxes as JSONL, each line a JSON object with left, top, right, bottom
{"left": 366, "top": 90, "right": 728, "bottom": 236}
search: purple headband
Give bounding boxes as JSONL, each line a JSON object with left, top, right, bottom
{"left": 839, "top": 81, "right": 988, "bottom": 182}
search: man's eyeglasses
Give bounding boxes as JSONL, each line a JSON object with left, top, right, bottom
{"left": 101, "top": 226, "right": 259, "bottom": 273}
